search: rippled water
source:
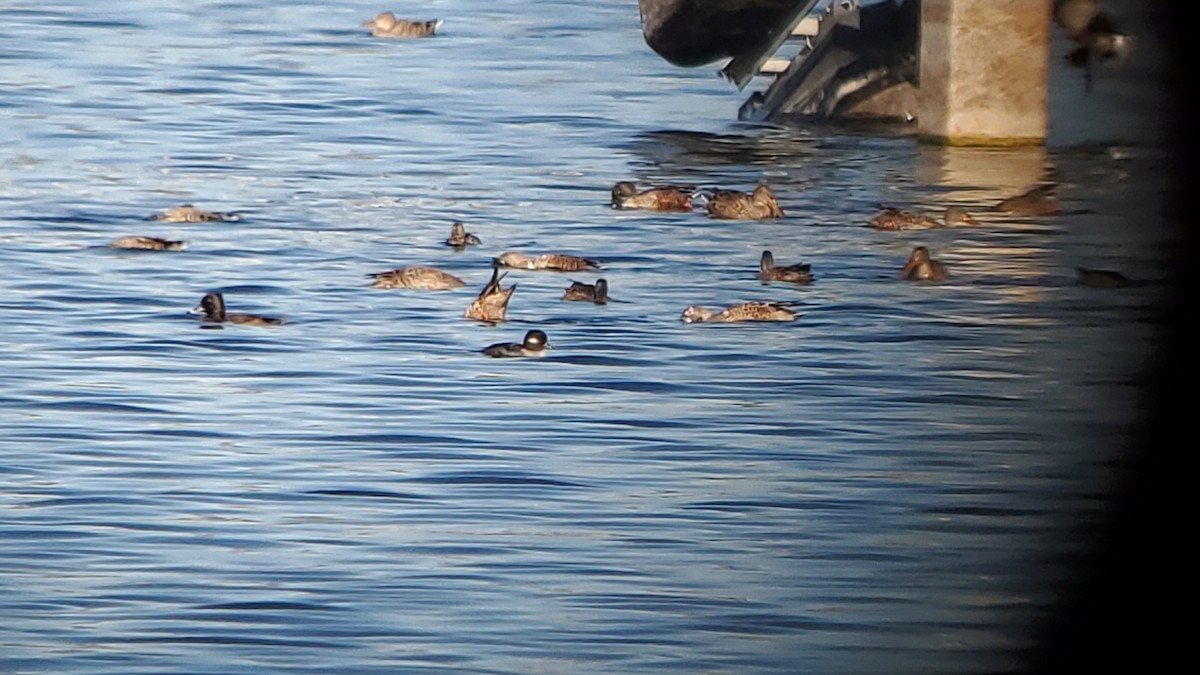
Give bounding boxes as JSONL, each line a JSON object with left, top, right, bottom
{"left": 1, "top": 1, "right": 1176, "bottom": 673}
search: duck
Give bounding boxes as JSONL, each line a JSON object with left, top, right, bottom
{"left": 992, "top": 184, "right": 1061, "bottom": 216}
{"left": 900, "top": 246, "right": 950, "bottom": 282}
{"left": 1076, "top": 267, "right": 1144, "bottom": 288}
{"left": 680, "top": 301, "right": 798, "bottom": 323}
{"left": 362, "top": 12, "right": 442, "bottom": 38}
{"left": 482, "top": 329, "right": 550, "bottom": 358}
{"left": 705, "top": 184, "right": 784, "bottom": 220}
{"left": 757, "top": 250, "right": 812, "bottom": 284}
{"left": 1054, "top": 0, "right": 1131, "bottom": 89}
{"left": 109, "top": 235, "right": 186, "bottom": 251}
{"left": 1055, "top": 0, "right": 1100, "bottom": 39}
{"left": 494, "top": 251, "right": 600, "bottom": 272}
{"left": 149, "top": 204, "right": 238, "bottom": 222}
{"left": 610, "top": 181, "right": 694, "bottom": 211}
{"left": 367, "top": 265, "right": 465, "bottom": 290}
{"left": 464, "top": 266, "right": 517, "bottom": 322}
{"left": 868, "top": 205, "right": 977, "bottom": 230}
{"left": 445, "top": 221, "right": 482, "bottom": 249}
{"left": 562, "top": 278, "right": 609, "bottom": 304}
{"left": 191, "top": 292, "right": 284, "bottom": 326}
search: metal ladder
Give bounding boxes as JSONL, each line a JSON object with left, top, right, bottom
{"left": 726, "top": 0, "right": 865, "bottom": 122}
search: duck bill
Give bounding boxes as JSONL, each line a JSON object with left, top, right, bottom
{"left": 900, "top": 258, "right": 919, "bottom": 278}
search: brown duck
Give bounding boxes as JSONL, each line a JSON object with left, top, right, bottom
{"left": 610, "top": 182, "right": 694, "bottom": 211}
{"left": 109, "top": 235, "right": 186, "bottom": 251}
{"left": 706, "top": 185, "right": 784, "bottom": 220}
{"left": 367, "top": 266, "right": 465, "bottom": 290}
{"left": 149, "top": 204, "right": 238, "bottom": 222}
{"left": 757, "top": 250, "right": 812, "bottom": 284}
{"left": 900, "top": 246, "right": 950, "bottom": 282}
{"left": 464, "top": 266, "right": 516, "bottom": 322}
{"left": 445, "top": 221, "right": 482, "bottom": 248}
{"left": 362, "top": 12, "right": 442, "bottom": 38}
{"left": 993, "top": 184, "right": 1061, "bottom": 216}
{"left": 680, "top": 301, "right": 798, "bottom": 323}
{"left": 561, "top": 278, "right": 609, "bottom": 304}
{"left": 494, "top": 251, "right": 600, "bottom": 272}
{"left": 868, "top": 205, "right": 977, "bottom": 230}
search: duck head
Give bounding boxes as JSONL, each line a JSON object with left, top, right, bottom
{"left": 522, "top": 329, "right": 550, "bottom": 352}
{"left": 680, "top": 306, "right": 715, "bottom": 323}
{"left": 191, "top": 292, "right": 226, "bottom": 321}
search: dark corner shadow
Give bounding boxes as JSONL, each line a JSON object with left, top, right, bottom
{"left": 1027, "top": 3, "right": 1186, "bottom": 674}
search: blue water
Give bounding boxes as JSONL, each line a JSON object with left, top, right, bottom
{"left": 1, "top": 1, "right": 1173, "bottom": 673}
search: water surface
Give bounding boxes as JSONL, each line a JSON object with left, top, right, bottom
{"left": 0, "top": 1, "right": 1174, "bottom": 673}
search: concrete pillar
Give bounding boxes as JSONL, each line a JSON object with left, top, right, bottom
{"left": 918, "top": 0, "right": 1051, "bottom": 146}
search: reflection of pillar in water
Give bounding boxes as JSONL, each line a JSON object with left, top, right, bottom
{"left": 917, "top": 145, "right": 1049, "bottom": 205}
{"left": 917, "top": 144, "right": 1054, "bottom": 294}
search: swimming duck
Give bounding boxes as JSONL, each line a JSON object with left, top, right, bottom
{"left": 1076, "top": 267, "right": 1143, "bottom": 288}
{"left": 481, "top": 329, "right": 550, "bottom": 358}
{"left": 757, "top": 250, "right": 812, "bottom": 284}
{"left": 900, "top": 246, "right": 950, "bottom": 282}
{"left": 992, "top": 184, "right": 1061, "bottom": 216}
{"left": 562, "top": 278, "right": 609, "bottom": 304}
{"left": 445, "top": 221, "right": 482, "bottom": 249}
{"left": 464, "top": 266, "right": 516, "bottom": 322}
{"left": 363, "top": 12, "right": 442, "bottom": 38}
{"left": 868, "top": 205, "right": 977, "bottom": 230}
{"left": 149, "top": 204, "right": 238, "bottom": 222}
{"left": 494, "top": 251, "right": 601, "bottom": 272}
{"left": 367, "top": 265, "right": 465, "bottom": 290}
{"left": 705, "top": 185, "right": 784, "bottom": 220}
{"left": 109, "top": 235, "right": 186, "bottom": 251}
{"left": 191, "top": 292, "right": 284, "bottom": 326}
{"left": 610, "top": 181, "right": 694, "bottom": 211}
{"left": 680, "top": 301, "right": 798, "bottom": 323}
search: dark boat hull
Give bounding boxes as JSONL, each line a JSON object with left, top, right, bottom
{"left": 638, "top": 0, "right": 809, "bottom": 67}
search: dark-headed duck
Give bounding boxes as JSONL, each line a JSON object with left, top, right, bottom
{"left": 191, "top": 292, "right": 284, "bottom": 326}
{"left": 110, "top": 235, "right": 186, "bottom": 251}
{"left": 445, "top": 221, "right": 481, "bottom": 249}
{"left": 464, "top": 266, "right": 516, "bottom": 322}
{"left": 482, "top": 329, "right": 549, "bottom": 358}
{"left": 680, "top": 301, "right": 798, "bottom": 323}
{"left": 494, "top": 251, "right": 600, "bottom": 272}
{"left": 757, "top": 250, "right": 812, "bottom": 284}
{"left": 706, "top": 185, "right": 784, "bottom": 220}
{"left": 868, "top": 205, "right": 977, "bottom": 230}
{"left": 149, "top": 204, "right": 239, "bottom": 223}
{"left": 900, "top": 246, "right": 950, "bottom": 282}
{"left": 368, "top": 265, "right": 465, "bottom": 290}
{"left": 363, "top": 12, "right": 442, "bottom": 38}
{"left": 562, "top": 278, "right": 609, "bottom": 304}
{"left": 610, "top": 182, "right": 694, "bottom": 211}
